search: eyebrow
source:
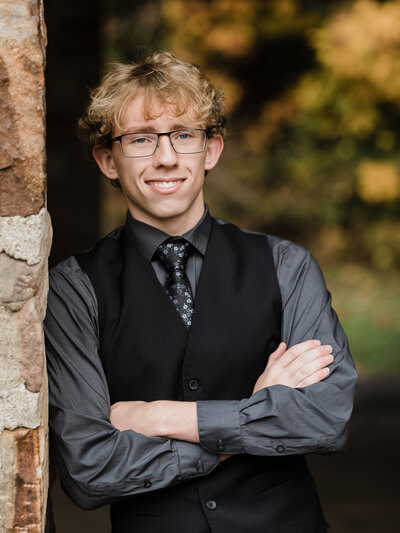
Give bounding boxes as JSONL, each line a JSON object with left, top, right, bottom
{"left": 123, "top": 123, "right": 197, "bottom": 134}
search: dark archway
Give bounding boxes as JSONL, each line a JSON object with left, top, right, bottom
{"left": 45, "top": 0, "right": 101, "bottom": 266}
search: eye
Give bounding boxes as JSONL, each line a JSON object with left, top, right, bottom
{"left": 173, "top": 130, "right": 197, "bottom": 142}
{"left": 133, "top": 137, "right": 147, "bottom": 144}
{"left": 126, "top": 134, "right": 155, "bottom": 145}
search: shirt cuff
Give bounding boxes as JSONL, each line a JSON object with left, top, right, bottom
{"left": 196, "top": 400, "right": 244, "bottom": 454}
{"left": 174, "top": 440, "right": 220, "bottom": 479}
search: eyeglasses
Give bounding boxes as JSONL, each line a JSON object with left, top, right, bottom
{"left": 111, "top": 128, "right": 208, "bottom": 158}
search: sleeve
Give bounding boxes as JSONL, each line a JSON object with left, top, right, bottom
{"left": 45, "top": 257, "right": 219, "bottom": 510}
{"left": 196, "top": 238, "right": 358, "bottom": 456}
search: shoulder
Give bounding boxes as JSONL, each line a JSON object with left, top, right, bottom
{"left": 50, "top": 226, "right": 123, "bottom": 275}
{"left": 48, "top": 226, "right": 125, "bottom": 313}
{"left": 213, "top": 216, "right": 312, "bottom": 275}
{"left": 49, "top": 255, "right": 88, "bottom": 288}
{"left": 48, "top": 255, "right": 97, "bottom": 314}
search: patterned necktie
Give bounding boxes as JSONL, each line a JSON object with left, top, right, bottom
{"left": 156, "top": 239, "right": 194, "bottom": 327}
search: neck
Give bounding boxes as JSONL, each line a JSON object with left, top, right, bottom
{"left": 128, "top": 206, "right": 206, "bottom": 236}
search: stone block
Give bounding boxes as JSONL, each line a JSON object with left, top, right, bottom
{"left": 0, "top": 0, "right": 46, "bottom": 217}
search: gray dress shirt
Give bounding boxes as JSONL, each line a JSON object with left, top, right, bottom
{"left": 44, "top": 209, "right": 358, "bottom": 509}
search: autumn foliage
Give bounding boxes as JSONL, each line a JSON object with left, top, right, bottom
{"left": 103, "top": 0, "right": 400, "bottom": 271}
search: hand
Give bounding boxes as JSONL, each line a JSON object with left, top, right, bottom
{"left": 253, "top": 340, "right": 333, "bottom": 393}
{"left": 110, "top": 400, "right": 199, "bottom": 442}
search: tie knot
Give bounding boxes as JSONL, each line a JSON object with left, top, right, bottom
{"left": 156, "top": 239, "right": 192, "bottom": 272}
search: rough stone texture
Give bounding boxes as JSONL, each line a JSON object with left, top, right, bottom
{"left": 0, "top": 1, "right": 49, "bottom": 532}
{"left": 0, "top": 419, "right": 48, "bottom": 533}
{"left": 0, "top": 0, "right": 47, "bottom": 216}
{"left": 0, "top": 214, "right": 51, "bottom": 528}
{"left": 0, "top": 209, "right": 50, "bottom": 266}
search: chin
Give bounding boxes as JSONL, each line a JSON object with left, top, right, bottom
{"left": 151, "top": 198, "right": 190, "bottom": 218}
{"left": 154, "top": 208, "right": 188, "bottom": 222}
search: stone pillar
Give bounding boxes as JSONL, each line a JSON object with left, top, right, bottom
{"left": 0, "top": 1, "right": 50, "bottom": 532}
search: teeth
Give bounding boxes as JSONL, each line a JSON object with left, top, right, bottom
{"left": 150, "top": 180, "right": 182, "bottom": 188}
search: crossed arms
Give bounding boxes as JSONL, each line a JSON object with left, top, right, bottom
{"left": 110, "top": 339, "right": 335, "bottom": 446}
{"left": 45, "top": 236, "right": 357, "bottom": 509}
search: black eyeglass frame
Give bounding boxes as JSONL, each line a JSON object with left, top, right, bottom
{"left": 111, "top": 128, "right": 209, "bottom": 158}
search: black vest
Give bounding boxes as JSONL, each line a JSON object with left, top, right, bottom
{"left": 76, "top": 219, "right": 326, "bottom": 533}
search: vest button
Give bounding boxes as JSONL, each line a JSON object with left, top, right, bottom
{"left": 276, "top": 445, "right": 285, "bottom": 453}
{"left": 144, "top": 480, "right": 152, "bottom": 488}
{"left": 206, "top": 500, "right": 217, "bottom": 510}
{"left": 188, "top": 378, "right": 200, "bottom": 391}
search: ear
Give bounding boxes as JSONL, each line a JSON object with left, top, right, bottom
{"left": 92, "top": 145, "right": 119, "bottom": 180}
{"left": 204, "top": 135, "right": 224, "bottom": 171}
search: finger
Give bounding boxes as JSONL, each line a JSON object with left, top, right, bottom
{"left": 292, "top": 353, "right": 334, "bottom": 387}
{"left": 287, "top": 345, "right": 333, "bottom": 377}
{"left": 268, "top": 342, "right": 287, "bottom": 361}
{"left": 296, "top": 366, "right": 331, "bottom": 388}
{"left": 279, "top": 339, "right": 322, "bottom": 367}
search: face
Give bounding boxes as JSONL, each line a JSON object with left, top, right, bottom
{"left": 93, "top": 95, "right": 224, "bottom": 235}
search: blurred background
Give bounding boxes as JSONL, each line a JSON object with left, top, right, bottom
{"left": 45, "top": 1, "right": 400, "bottom": 532}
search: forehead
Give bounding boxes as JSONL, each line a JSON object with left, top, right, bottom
{"left": 117, "top": 94, "right": 198, "bottom": 133}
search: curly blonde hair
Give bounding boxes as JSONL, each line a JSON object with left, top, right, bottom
{"left": 78, "top": 51, "right": 226, "bottom": 156}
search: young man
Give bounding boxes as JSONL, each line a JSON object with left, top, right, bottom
{"left": 45, "top": 51, "right": 357, "bottom": 533}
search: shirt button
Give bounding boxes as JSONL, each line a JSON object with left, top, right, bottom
{"left": 206, "top": 500, "right": 217, "bottom": 510}
{"left": 188, "top": 378, "right": 200, "bottom": 391}
{"left": 217, "top": 439, "right": 225, "bottom": 452}
{"left": 276, "top": 445, "right": 285, "bottom": 453}
{"left": 144, "top": 480, "right": 152, "bottom": 488}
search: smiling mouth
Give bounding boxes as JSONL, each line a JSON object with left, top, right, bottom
{"left": 146, "top": 179, "right": 185, "bottom": 193}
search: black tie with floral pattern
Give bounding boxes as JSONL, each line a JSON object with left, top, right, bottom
{"left": 156, "top": 238, "right": 194, "bottom": 327}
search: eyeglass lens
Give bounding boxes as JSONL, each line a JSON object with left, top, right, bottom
{"left": 121, "top": 129, "right": 206, "bottom": 157}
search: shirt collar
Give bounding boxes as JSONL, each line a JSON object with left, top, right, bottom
{"left": 125, "top": 205, "right": 213, "bottom": 263}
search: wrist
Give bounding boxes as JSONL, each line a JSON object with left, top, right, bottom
{"left": 148, "top": 400, "right": 168, "bottom": 437}
{"left": 155, "top": 400, "right": 199, "bottom": 442}
{"left": 150, "top": 400, "right": 180, "bottom": 437}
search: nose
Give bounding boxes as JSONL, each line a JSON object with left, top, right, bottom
{"left": 152, "top": 134, "right": 178, "bottom": 167}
